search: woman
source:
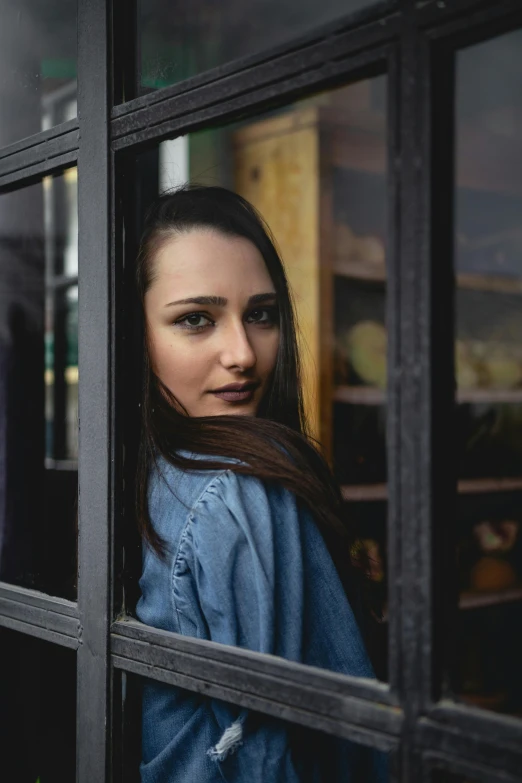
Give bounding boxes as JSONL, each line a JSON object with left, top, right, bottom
{"left": 135, "top": 185, "right": 387, "bottom": 782}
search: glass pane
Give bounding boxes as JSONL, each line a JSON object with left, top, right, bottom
{"left": 0, "top": 1, "right": 77, "bottom": 148}
{"left": 116, "top": 674, "right": 389, "bottom": 781}
{"left": 127, "top": 79, "right": 388, "bottom": 680}
{"left": 453, "top": 30, "right": 522, "bottom": 716}
{"left": 0, "top": 171, "right": 78, "bottom": 598}
{"left": 1, "top": 627, "right": 76, "bottom": 782}
{"left": 137, "top": 0, "right": 379, "bottom": 97}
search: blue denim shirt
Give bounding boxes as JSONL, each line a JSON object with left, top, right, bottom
{"left": 137, "top": 457, "right": 388, "bottom": 782}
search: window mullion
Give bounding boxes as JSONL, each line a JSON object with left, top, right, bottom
{"left": 396, "top": 7, "right": 434, "bottom": 781}
{"left": 76, "top": 0, "right": 112, "bottom": 780}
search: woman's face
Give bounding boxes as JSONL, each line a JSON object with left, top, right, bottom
{"left": 144, "top": 229, "right": 280, "bottom": 417}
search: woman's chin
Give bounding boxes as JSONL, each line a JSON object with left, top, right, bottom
{"left": 204, "top": 403, "right": 258, "bottom": 418}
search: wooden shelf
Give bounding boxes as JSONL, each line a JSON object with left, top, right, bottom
{"left": 341, "top": 477, "right": 522, "bottom": 502}
{"left": 334, "top": 385, "right": 522, "bottom": 406}
{"left": 341, "top": 484, "right": 387, "bottom": 501}
{"left": 334, "top": 259, "right": 522, "bottom": 295}
{"left": 459, "top": 585, "right": 522, "bottom": 610}
{"left": 334, "top": 386, "right": 385, "bottom": 405}
{"left": 457, "top": 272, "right": 522, "bottom": 295}
{"left": 457, "top": 388, "right": 522, "bottom": 404}
{"left": 458, "top": 477, "right": 522, "bottom": 494}
{"left": 333, "top": 258, "right": 386, "bottom": 282}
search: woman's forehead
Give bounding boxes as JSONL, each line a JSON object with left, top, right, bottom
{"left": 146, "top": 229, "right": 275, "bottom": 306}
{"left": 151, "top": 229, "right": 274, "bottom": 292}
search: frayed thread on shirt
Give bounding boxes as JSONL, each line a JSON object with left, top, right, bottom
{"left": 207, "top": 719, "right": 244, "bottom": 762}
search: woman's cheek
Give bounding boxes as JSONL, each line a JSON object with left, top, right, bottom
{"left": 166, "top": 338, "right": 208, "bottom": 396}
{"left": 263, "top": 329, "right": 280, "bottom": 373}
{"left": 154, "top": 335, "right": 188, "bottom": 386}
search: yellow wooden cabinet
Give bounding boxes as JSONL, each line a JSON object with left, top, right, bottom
{"left": 233, "top": 103, "right": 386, "bottom": 456}
{"left": 233, "top": 107, "right": 334, "bottom": 453}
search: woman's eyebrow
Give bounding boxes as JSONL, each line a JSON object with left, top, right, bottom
{"left": 248, "top": 292, "right": 277, "bottom": 304}
{"left": 164, "top": 292, "right": 277, "bottom": 308}
{"left": 164, "top": 295, "right": 227, "bottom": 307}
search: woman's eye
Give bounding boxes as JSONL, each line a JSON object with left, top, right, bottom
{"left": 246, "top": 307, "right": 278, "bottom": 325}
{"left": 175, "top": 313, "right": 213, "bottom": 330}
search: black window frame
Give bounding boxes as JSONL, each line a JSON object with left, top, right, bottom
{"left": 0, "top": 1, "right": 521, "bottom": 780}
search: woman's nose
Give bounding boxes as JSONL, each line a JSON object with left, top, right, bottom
{"left": 220, "top": 321, "right": 256, "bottom": 371}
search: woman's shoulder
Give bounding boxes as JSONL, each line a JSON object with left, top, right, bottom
{"left": 149, "top": 454, "right": 306, "bottom": 555}
{"left": 189, "top": 467, "right": 304, "bottom": 551}
{"left": 148, "top": 454, "right": 228, "bottom": 515}
{"left": 151, "top": 453, "right": 292, "bottom": 509}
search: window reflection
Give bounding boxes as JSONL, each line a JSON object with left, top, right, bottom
{"left": 453, "top": 29, "right": 522, "bottom": 716}
{"left": 0, "top": 171, "right": 78, "bottom": 598}
{"left": 132, "top": 79, "right": 389, "bottom": 680}
{"left": 0, "top": 1, "right": 77, "bottom": 147}
{"left": 198, "top": 79, "right": 389, "bottom": 679}
{"left": 137, "top": 0, "right": 378, "bottom": 96}
{"left": 44, "top": 169, "right": 78, "bottom": 464}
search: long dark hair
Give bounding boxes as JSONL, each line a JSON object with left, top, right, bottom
{"left": 136, "top": 184, "right": 366, "bottom": 610}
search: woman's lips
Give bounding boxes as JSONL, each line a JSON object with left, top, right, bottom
{"left": 211, "top": 384, "right": 258, "bottom": 403}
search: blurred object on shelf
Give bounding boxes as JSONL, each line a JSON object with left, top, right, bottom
{"left": 483, "top": 352, "right": 522, "bottom": 389}
{"left": 334, "top": 222, "right": 385, "bottom": 269}
{"left": 363, "top": 538, "right": 384, "bottom": 583}
{"left": 470, "top": 340, "right": 522, "bottom": 389}
{"left": 456, "top": 339, "right": 522, "bottom": 390}
{"left": 458, "top": 505, "right": 522, "bottom": 595}
{"left": 352, "top": 537, "right": 384, "bottom": 583}
{"left": 336, "top": 320, "right": 387, "bottom": 388}
{"left": 456, "top": 340, "right": 480, "bottom": 390}
{"left": 338, "top": 327, "right": 522, "bottom": 394}
{"left": 470, "top": 556, "right": 518, "bottom": 592}
{"left": 474, "top": 519, "right": 519, "bottom": 554}
{"left": 457, "top": 227, "right": 522, "bottom": 277}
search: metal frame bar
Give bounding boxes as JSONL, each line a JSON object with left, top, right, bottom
{"left": 111, "top": 625, "right": 398, "bottom": 752}
{"left": 112, "top": 618, "right": 396, "bottom": 704}
{"left": 427, "top": 701, "right": 522, "bottom": 757}
{"left": 75, "top": 0, "right": 112, "bottom": 779}
{"left": 0, "top": 582, "right": 79, "bottom": 648}
{"left": 417, "top": 717, "right": 522, "bottom": 780}
{"left": 0, "top": 122, "right": 78, "bottom": 192}
{"left": 418, "top": 0, "right": 522, "bottom": 41}
{"left": 393, "top": 6, "right": 431, "bottom": 780}
{"left": 1, "top": 0, "right": 522, "bottom": 780}
{"left": 111, "top": 29, "right": 398, "bottom": 149}
{"left": 115, "top": 655, "right": 397, "bottom": 752}
{"left": 423, "top": 753, "right": 522, "bottom": 783}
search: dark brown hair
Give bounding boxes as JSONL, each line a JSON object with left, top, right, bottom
{"left": 136, "top": 184, "right": 366, "bottom": 610}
